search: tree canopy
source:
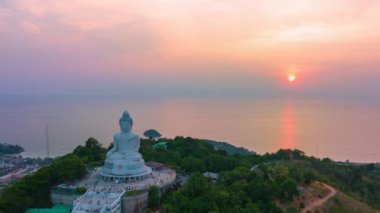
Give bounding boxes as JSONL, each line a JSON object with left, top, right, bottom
{"left": 143, "top": 129, "right": 162, "bottom": 140}
{"left": 73, "top": 137, "right": 107, "bottom": 165}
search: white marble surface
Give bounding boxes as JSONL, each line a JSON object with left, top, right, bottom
{"left": 101, "top": 111, "right": 151, "bottom": 177}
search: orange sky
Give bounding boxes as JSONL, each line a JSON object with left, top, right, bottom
{"left": 1, "top": 0, "right": 380, "bottom": 97}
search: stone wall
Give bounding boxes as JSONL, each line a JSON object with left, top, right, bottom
{"left": 121, "top": 191, "right": 149, "bottom": 213}
{"left": 51, "top": 191, "right": 81, "bottom": 206}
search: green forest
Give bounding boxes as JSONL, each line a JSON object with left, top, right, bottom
{"left": 0, "top": 137, "right": 379, "bottom": 213}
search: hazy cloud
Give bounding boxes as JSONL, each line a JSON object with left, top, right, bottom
{"left": 0, "top": 0, "right": 379, "bottom": 98}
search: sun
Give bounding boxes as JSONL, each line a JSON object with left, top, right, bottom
{"left": 288, "top": 74, "right": 296, "bottom": 82}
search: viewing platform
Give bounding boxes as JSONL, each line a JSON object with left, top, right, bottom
{"left": 72, "top": 168, "right": 176, "bottom": 213}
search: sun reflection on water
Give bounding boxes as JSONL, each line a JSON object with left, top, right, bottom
{"left": 280, "top": 102, "right": 296, "bottom": 149}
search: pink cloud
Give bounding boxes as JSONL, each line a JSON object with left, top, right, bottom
{"left": 1, "top": 0, "right": 380, "bottom": 96}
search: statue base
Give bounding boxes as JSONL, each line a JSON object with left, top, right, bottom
{"left": 99, "top": 168, "right": 152, "bottom": 182}
{"left": 99, "top": 152, "right": 152, "bottom": 182}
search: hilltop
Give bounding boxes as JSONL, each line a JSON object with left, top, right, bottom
{"left": 0, "top": 137, "right": 379, "bottom": 213}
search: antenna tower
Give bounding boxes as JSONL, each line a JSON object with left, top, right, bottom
{"left": 45, "top": 124, "right": 50, "bottom": 158}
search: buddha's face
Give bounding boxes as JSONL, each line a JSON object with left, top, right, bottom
{"left": 120, "top": 120, "right": 132, "bottom": 132}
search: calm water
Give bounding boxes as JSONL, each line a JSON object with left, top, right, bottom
{"left": 0, "top": 96, "right": 379, "bottom": 163}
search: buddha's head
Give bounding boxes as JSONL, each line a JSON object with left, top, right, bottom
{"left": 119, "top": 110, "right": 133, "bottom": 132}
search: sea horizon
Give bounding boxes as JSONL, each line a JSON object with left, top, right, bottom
{"left": 1, "top": 95, "right": 379, "bottom": 163}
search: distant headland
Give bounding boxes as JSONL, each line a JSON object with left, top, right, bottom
{"left": 0, "top": 143, "right": 24, "bottom": 155}
{"left": 203, "top": 139, "right": 255, "bottom": 155}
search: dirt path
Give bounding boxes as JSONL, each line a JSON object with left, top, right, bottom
{"left": 302, "top": 183, "right": 337, "bottom": 213}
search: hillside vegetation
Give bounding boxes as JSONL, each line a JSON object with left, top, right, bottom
{"left": 0, "top": 137, "right": 379, "bottom": 213}
{"left": 142, "top": 137, "right": 380, "bottom": 212}
{"left": 316, "top": 192, "right": 380, "bottom": 213}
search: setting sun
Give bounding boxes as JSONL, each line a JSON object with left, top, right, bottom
{"left": 288, "top": 74, "right": 296, "bottom": 82}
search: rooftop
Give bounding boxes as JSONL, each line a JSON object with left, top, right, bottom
{"left": 26, "top": 204, "right": 72, "bottom": 213}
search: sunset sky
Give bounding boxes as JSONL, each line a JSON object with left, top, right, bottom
{"left": 1, "top": 0, "right": 379, "bottom": 99}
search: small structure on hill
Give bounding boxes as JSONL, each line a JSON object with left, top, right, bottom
{"left": 26, "top": 204, "right": 72, "bottom": 213}
{"left": 143, "top": 129, "right": 162, "bottom": 141}
{"left": 203, "top": 172, "right": 219, "bottom": 182}
{"left": 152, "top": 141, "right": 167, "bottom": 150}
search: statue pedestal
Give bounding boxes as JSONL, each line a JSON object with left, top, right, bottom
{"left": 100, "top": 152, "right": 152, "bottom": 181}
{"left": 99, "top": 167, "right": 152, "bottom": 182}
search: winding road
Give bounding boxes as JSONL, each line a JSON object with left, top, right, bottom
{"left": 302, "top": 183, "right": 337, "bottom": 213}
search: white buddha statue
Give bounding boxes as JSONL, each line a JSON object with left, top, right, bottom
{"left": 107, "top": 111, "right": 140, "bottom": 159}
{"left": 101, "top": 111, "right": 151, "bottom": 178}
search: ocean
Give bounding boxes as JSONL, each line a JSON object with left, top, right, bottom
{"left": 0, "top": 96, "right": 379, "bottom": 163}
